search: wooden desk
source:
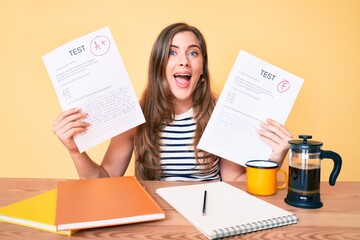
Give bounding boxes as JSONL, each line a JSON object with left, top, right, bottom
{"left": 0, "top": 179, "right": 359, "bottom": 240}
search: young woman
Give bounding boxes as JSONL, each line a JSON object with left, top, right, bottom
{"left": 53, "top": 23, "right": 292, "bottom": 181}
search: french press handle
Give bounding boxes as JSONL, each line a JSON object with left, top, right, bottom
{"left": 320, "top": 150, "right": 342, "bottom": 186}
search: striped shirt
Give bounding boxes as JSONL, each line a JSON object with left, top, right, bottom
{"left": 160, "top": 108, "right": 221, "bottom": 181}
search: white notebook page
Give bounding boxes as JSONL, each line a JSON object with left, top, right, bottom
{"left": 156, "top": 182, "right": 298, "bottom": 239}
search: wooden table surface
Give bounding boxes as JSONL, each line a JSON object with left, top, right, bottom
{"left": 0, "top": 178, "right": 359, "bottom": 240}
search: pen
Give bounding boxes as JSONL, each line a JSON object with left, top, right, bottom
{"left": 202, "top": 190, "right": 207, "bottom": 216}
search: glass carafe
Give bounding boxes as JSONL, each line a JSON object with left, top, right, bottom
{"left": 284, "top": 135, "right": 342, "bottom": 208}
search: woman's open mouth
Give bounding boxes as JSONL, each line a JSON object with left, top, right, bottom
{"left": 174, "top": 74, "right": 191, "bottom": 88}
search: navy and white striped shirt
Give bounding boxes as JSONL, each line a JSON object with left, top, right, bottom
{"left": 160, "top": 108, "right": 220, "bottom": 181}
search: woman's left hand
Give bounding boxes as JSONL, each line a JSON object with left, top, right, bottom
{"left": 257, "top": 118, "right": 293, "bottom": 166}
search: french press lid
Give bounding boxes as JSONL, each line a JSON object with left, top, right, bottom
{"left": 288, "top": 135, "right": 323, "bottom": 153}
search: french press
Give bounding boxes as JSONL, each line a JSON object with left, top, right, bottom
{"left": 284, "top": 135, "right": 342, "bottom": 209}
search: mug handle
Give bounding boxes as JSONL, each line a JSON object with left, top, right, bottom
{"left": 276, "top": 169, "right": 287, "bottom": 189}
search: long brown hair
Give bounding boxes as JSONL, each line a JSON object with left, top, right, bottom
{"left": 134, "top": 22, "right": 217, "bottom": 180}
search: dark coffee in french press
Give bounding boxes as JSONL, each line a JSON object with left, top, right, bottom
{"left": 284, "top": 135, "right": 342, "bottom": 209}
{"left": 288, "top": 165, "right": 321, "bottom": 197}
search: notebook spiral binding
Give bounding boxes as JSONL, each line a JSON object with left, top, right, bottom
{"left": 212, "top": 214, "right": 298, "bottom": 239}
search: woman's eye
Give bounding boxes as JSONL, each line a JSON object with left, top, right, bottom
{"left": 169, "top": 50, "right": 176, "bottom": 56}
{"left": 189, "top": 51, "right": 198, "bottom": 57}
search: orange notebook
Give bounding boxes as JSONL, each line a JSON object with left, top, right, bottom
{"left": 55, "top": 176, "right": 165, "bottom": 231}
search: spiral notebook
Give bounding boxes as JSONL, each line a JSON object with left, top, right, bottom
{"left": 156, "top": 182, "right": 298, "bottom": 239}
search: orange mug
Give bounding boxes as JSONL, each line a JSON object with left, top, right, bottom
{"left": 245, "top": 160, "right": 287, "bottom": 196}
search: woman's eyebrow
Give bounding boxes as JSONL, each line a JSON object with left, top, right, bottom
{"left": 188, "top": 44, "right": 200, "bottom": 49}
{"left": 170, "top": 44, "right": 201, "bottom": 49}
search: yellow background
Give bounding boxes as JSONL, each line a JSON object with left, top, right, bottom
{"left": 1, "top": 0, "right": 359, "bottom": 181}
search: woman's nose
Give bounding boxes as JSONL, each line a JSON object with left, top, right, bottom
{"left": 179, "top": 54, "right": 189, "bottom": 67}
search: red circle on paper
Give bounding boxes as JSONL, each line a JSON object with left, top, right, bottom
{"left": 90, "top": 36, "right": 111, "bottom": 56}
{"left": 277, "top": 80, "right": 290, "bottom": 93}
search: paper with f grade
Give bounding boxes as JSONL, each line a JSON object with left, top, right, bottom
{"left": 198, "top": 50, "right": 303, "bottom": 166}
{"left": 43, "top": 27, "right": 145, "bottom": 152}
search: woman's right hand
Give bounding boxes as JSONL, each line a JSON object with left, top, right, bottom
{"left": 52, "top": 108, "right": 89, "bottom": 153}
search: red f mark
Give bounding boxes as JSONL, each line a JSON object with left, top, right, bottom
{"left": 277, "top": 80, "right": 290, "bottom": 93}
